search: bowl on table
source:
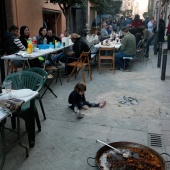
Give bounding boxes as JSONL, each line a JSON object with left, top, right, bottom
{"left": 38, "top": 44, "right": 49, "bottom": 50}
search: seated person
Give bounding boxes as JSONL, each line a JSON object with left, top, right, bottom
{"left": 36, "top": 27, "right": 56, "bottom": 66}
{"left": 47, "top": 28, "right": 61, "bottom": 44}
{"left": 115, "top": 27, "right": 136, "bottom": 69}
{"left": 86, "top": 27, "right": 99, "bottom": 54}
{"left": 60, "top": 30, "right": 71, "bottom": 38}
{"left": 62, "top": 33, "right": 90, "bottom": 77}
{"left": 3, "top": 25, "right": 26, "bottom": 67}
{"left": 19, "top": 25, "right": 42, "bottom": 67}
{"left": 46, "top": 28, "right": 64, "bottom": 66}
{"left": 108, "top": 25, "right": 115, "bottom": 36}
{"left": 100, "top": 23, "right": 110, "bottom": 41}
{"left": 86, "top": 27, "right": 99, "bottom": 45}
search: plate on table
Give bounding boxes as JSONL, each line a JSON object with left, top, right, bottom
{"left": 12, "top": 89, "right": 33, "bottom": 98}
{"left": 103, "top": 43, "right": 110, "bottom": 46}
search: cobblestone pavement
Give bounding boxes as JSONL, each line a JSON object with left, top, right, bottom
{"left": 2, "top": 45, "right": 170, "bottom": 170}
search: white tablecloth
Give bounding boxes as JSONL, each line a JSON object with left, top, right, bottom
{"left": 94, "top": 41, "right": 121, "bottom": 49}
{"left": 0, "top": 89, "right": 38, "bottom": 121}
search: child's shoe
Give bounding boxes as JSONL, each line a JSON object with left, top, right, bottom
{"left": 74, "top": 106, "right": 84, "bottom": 119}
{"left": 82, "top": 105, "right": 89, "bottom": 110}
{"left": 99, "top": 100, "right": 106, "bottom": 108}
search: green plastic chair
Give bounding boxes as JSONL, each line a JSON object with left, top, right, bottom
{"left": 25, "top": 67, "right": 57, "bottom": 99}
{"left": 5, "top": 71, "right": 43, "bottom": 91}
{"left": 24, "top": 67, "right": 48, "bottom": 119}
{"left": 4, "top": 71, "right": 44, "bottom": 147}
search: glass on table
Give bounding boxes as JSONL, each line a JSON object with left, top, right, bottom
{"left": 116, "top": 38, "right": 119, "bottom": 43}
{"left": 3, "top": 80, "right": 12, "bottom": 93}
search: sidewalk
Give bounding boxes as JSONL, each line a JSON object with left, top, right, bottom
{"left": 2, "top": 45, "right": 170, "bottom": 170}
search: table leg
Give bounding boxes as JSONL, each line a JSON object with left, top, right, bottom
{"left": 17, "top": 115, "right": 29, "bottom": 158}
{"left": 0, "top": 119, "right": 6, "bottom": 170}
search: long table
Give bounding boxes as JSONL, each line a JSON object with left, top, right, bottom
{"left": 1, "top": 44, "right": 73, "bottom": 61}
{"left": 1, "top": 44, "right": 73, "bottom": 75}
{"left": 0, "top": 89, "right": 38, "bottom": 170}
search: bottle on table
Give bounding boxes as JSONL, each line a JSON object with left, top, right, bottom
{"left": 27, "top": 38, "right": 33, "bottom": 53}
{"left": 57, "top": 42, "right": 61, "bottom": 48}
{"left": 55, "top": 40, "right": 58, "bottom": 49}
{"left": 43, "top": 37, "right": 47, "bottom": 44}
{"left": 32, "top": 36, "right": 37, "bottom": 48}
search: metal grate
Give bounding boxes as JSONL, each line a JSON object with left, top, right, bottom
{"left": 148, "top": 133, "right": 163, "bottom": 148}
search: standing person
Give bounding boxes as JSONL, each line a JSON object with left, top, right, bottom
{"left": 115, "top": 27, "right": 136, "bottom": 69}
{"left": 100, "top": 23, "right": 110, "bottom": 41}
{"left": 112, "top": 21, "right": 117, "bottom": 32}
{"left": 124, "top": 16, "right": 132, "bottom": 27}
{"left": 131, "top": 14, "right": 142, "bottom": 28}
{"left": 119, "top": 16, "right": 124, "bottom": 31}
{"left": 167, "top": 15, "right": 170, "bottom": 50}
{"left": 143, "top": 16, "right": 149, "bottom": 28}
{"left": 68, "top": 82, "right": 106, "bottom": 119}
{"left": 20, "top": 26, "right": 42, "bottom": 67}
{"left": 3, "top": 25, "right": 26, "bottom": 67}
{"left": 141, "top": 26, "right": 155, "bottom": 58}
{"left": 92, "top": 19, "right": 97, "bottom": 27}
{"left": 158, "top": 18, "right": 165, "bottom": 43}
{"left": 147, "top": 18, "right": 155, "bottom": 33}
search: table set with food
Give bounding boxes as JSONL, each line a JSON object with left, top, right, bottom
{"left": 94, "top": 35, "right": 122, "bottom": 50}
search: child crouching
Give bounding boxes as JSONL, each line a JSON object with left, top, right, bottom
{"left": 68, "top": 82, "right": 106, "bottom": 119}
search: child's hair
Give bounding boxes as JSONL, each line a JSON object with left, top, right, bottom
{"left": 74, "top": 82, "right": 86, "bottom": 92}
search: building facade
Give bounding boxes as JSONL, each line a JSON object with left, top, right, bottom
{"left": 3, "top": 0, "right": 96, "bottom": 38}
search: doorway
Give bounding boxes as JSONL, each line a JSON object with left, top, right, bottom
{"left": 42, "top": 9, "right": 61, "bottom": 35}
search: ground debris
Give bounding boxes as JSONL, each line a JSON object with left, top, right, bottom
{"left": 117, "top": 96, "right": 139, "bottom": 105}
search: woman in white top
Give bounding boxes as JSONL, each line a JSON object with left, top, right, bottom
{"left": 86, "top": 27, "right": 99, "bottom": 45}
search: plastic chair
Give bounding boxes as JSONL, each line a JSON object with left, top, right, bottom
{"left": 97, "top": 47, "right": 115, "bottom": 74}
{"left": 25, "top": 67, "right": 54, "bottom": 119}
{"left": 26, "top": 66, "right": 58, "bottom": 105}
{"left": 4, "top": 71, "right": 44, "bottom": 147}
{"left": 67, "top": 51, "right": 92, "bottom": 83}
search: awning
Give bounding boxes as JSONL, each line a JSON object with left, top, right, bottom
{"left": 42, "top": 8, "right": 62, "bottom": 13}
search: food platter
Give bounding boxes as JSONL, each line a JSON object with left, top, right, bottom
{"left": 88, "top": 141, "right": 165, "bottom": 170}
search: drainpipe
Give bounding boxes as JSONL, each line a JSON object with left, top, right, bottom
{"left": 156, "top": 0, "right": 161, "bottom": 32}
{"left": 14, "top": 0, "right": 19, "bottom": 26}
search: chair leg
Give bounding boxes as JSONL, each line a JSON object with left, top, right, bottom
{"left": 74, "top": 68, "right": 81, "bottom": 78}
{"left": 34, "top": 108, "right": 41, "bottom": 131}
{"left": 67, "top": 66, "right": 77, "bottom": 82}
{"left": 55, "top": 68, "right": 62, "bottom": 85}
{"left": 38, "top": 95, "right": 46, "bottom": 120}
{"left": 81, "top": 68, "right": 86, "bottom": 83}
{"left": 98, "top": 59, "right": 101, "bottom": 74}
{"left": 41, "top": 80, "right": 57, "bottom": 98}
{"left": 88, "top": 64, "right": 92, "bottom": 81}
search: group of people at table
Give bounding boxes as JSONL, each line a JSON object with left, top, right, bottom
{"left": 2, "top": 21, "right": 154, "bottom": 76}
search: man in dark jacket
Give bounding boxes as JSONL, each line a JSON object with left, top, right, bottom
{"left": 47, "top": 29, "right": 61, "bottom": 44}
{"left": 3, "top": 25, "right": 26, "bottom": 66}
{"left": 63, "top": 33, "right": 90, "bottom": 77}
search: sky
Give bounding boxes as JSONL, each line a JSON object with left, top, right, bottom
{"left": 135, "top": 0, "right": 148, "bottom": 10}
